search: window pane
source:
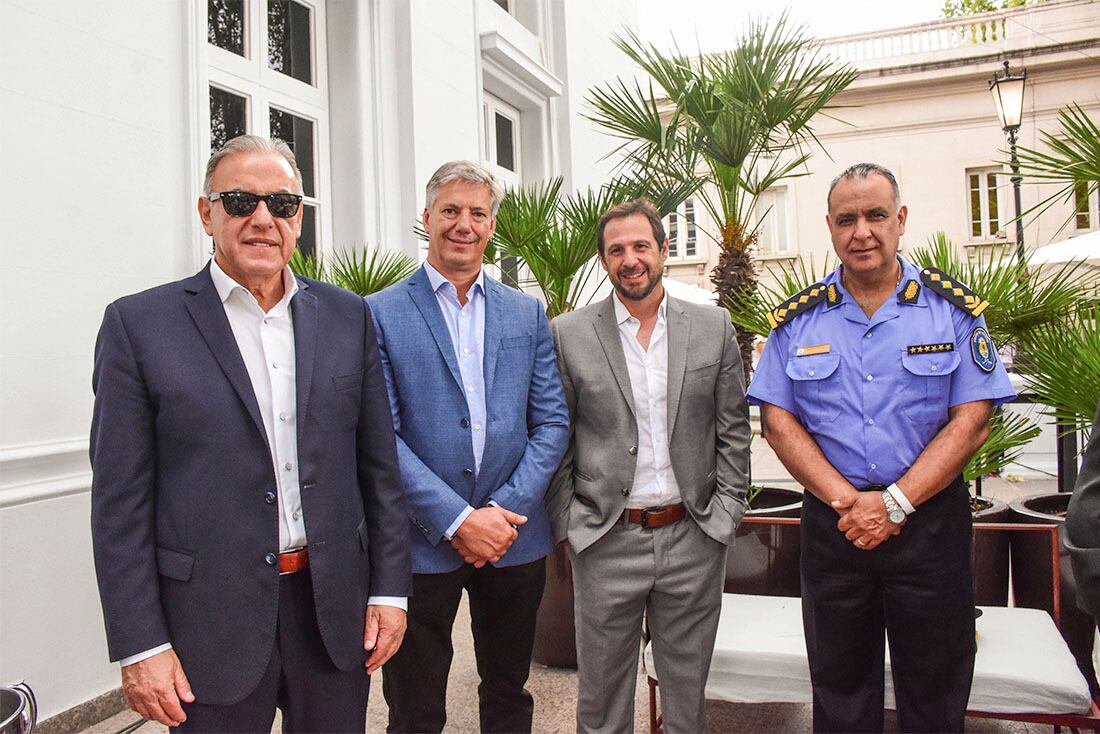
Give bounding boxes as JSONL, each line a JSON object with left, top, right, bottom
{"left": 986, "top": 173, "right": 999, "bottom": 234}
{"left": 210, "top": 86, "right": 247, "bottom": 152}
{"left": 492, "top": 0, "right": 510, "bottom": 10}
{"left": 684, "top": 199, "right": 696, "bottom": 257}
{"left": 270, "top": 108, "right": 315, "bottom": 197}
{"left": 268, "top": 0, "right": 313, "bottom": 85}
{"left": 1075, "top": 182, "right": 1091, "bottom": 230}
{"left": 969, "top": 174, "right": 982, "bottom": 237}
{"left": 298, "top": 203, "right": 317, "bottom": 257}
{"left": 667, "top": 212, "right": 678, "bottom": 257}
{"left": 494, "top": 112, "right": 516, "bottom": 172}
{"left": 208, "top": 0, "right": 245, "bottom": 56}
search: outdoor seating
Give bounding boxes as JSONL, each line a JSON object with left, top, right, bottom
{"left": 645, "top": 519, "right": 1100, "bottom": 732}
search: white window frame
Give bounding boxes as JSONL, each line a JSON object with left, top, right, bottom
{"left": 755, "top": 187, "right": 794, "bottom": 259}
{"left": 484, "top": 93, "right": 522, "bottom": 186}
{"left": 966, "top": 166, "right": 1007, "bottom": 242}
{"left": 197, "top": 0, "right": 332, "bottom": 262}
{"left": 663, "top": 197, "right": 703, "bottom": 261}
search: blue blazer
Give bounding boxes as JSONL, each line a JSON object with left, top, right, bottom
{"left": 368, "top": 266, "right": 569, "bottom": 574}
{"left": 90, "top": 265, "right": 411, "bottom": 705}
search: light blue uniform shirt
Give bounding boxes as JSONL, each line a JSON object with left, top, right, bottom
{"left": 747, "top": 256, "right": 1015, "bottom": 487}
{"left": 423, "top": 261, "right": 488, "bottom": 538}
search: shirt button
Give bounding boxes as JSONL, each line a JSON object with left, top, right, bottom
{"left": 264, "top": 318, "right": 270, "bottom": 325}
{"left": 463, "top": 347, "right": 471, "bottom": 355}
{"left": 930, "top": 365, "right": 938, "bottom": 372}
{"left": 272, "top": 362, "right": 278, "bottom": 370}
{"left": 265, "top": 552, "right": 277, "bottom": 566}
{"left": 867, "top": 418, "right": 875, "bottom": 426}
{"left": 866, "top": 332, "right": 873, "bottom": 338}
{"left": 870, "top": 463, "right": 878, "bottom": 470}
{"left": 866, "top": 374, "right": 874, "bottom": 381}
{"left": 466, "top": 385, "right": 475, "bottom": 393}
{"left": 279, "top": 412, "right": 289, "bottom": 422}
{"left": 808, "top": 370, "right": 816, "bottom": 377}
{"left": 292, "top": 512, "right": 300, "bottom": 520}
{"left": 284, "top": 462, "right": 293, "bottom": 471}
{"left": 474, "top": 423, "right": 482, "bottom": 431}
{"left": 264, "top": 491, "right": 276, "bottom": 504}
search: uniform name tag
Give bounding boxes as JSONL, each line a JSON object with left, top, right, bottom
{"left": 906, "top": 343, "right": 954, "bottom": 354}
{"left": 796, "top": 344, "right": 831, "bottom": 357}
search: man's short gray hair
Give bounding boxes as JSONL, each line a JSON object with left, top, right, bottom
{"left": 827, "top": 163, "right": 901, "bottom": 211}
{"left": 425, "top": 160, "right": 505, "bottom": 215}
{"left": 202, "top": 135, "right": 304, "bottom": 196}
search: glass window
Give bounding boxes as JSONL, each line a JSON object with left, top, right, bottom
{"left": 1074, "top": 181, "right": 1092, "bottom": 231}
{"left": 967, "top": 168, "right": 1002, "bottom": 240}
{"left": 492, "top": 0, "right": 511, "bottom": 11}
{"left": 299, "top": 203, "right": 317, "bottom": 256}
{"left": 684, "top": 198, "right": 696, "bottom": 257}
{"left": 208, "top": 0, "right": 245, "bottom": 56}
{"left": 757, "top": 188, "right": 789, "bottom": 256}
{"left": 494, "top": 112, "right": 516, "bottom": 173}
{"left": 667, "top": 212, "right": 679, "bottom": 257}
{"left": 209, "top": 86, "right": 247, "bottom": 152}
{"left": 268, "top": 0, "right": 313, "bottom": 85}
{"left": 269, "top": 108, "right": 315, "bottom": 197}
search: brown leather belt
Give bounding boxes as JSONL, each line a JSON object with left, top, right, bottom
{"left": 624, "top": 503, "right": 687, "bottom": 529}
{"left": 279, "top": 548, "right": 309, "bottom": 575}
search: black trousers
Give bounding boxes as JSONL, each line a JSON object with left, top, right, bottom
{"left": 179, "top": 570, "right": 370, "bottom": 733}
{"left": 383, "top": 558, "right": 546, "bottom": 734}
{"left": 800, "top": 479, "right": 976, "bottom": 733}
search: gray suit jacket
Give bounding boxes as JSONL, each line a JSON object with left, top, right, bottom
{"left": 1066, "top": 401, "right": 1100, "bottom": 621}
{"left": 546, "top": 293, "right": 751, "bottom": 553}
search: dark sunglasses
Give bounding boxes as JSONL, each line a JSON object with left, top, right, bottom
{"left": 209, "top": 191, "right": 303, "bottom": 218}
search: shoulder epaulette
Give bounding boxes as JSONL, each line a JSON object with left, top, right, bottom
{"left": 919, "top": 267, "right": 989, "bottom": 317}
{"left": 767, "top": 283, "right": 827, "bottom": 329}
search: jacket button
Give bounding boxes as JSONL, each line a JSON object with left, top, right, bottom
{"left": 463, "top": 468, "right": 474, "bottom": 478}
{"left": 264, "top": 491, "right": 276, "bottom": 504}
{"left": 265, "top": 552, "right": 278, "bottom": 566}
{"left": 621, "top": 487, "right": 630, "bottom": 496}
{"left": 628, "top": 446, "right": 637, "bottom": 455}
{"left": 461, "top": 418, "right": 469, "bottom": 428}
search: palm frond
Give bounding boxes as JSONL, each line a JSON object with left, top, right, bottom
{"left": 724, "top": 254, "right": 838, "bottom": 337}
{"left": 328, "top": 247, "right": 418, "bottom": 297}
{"left": 288, "top": 249, "right": 328, "bottom": 281}
{"left": 964, "top": 410, "right": 1042, "bottom": 481}
{"left": 1015, "top": 306, "right": 1100, "bottom": 432}
{"left": 1015, "top": 104, "right": 1100, "bottom": 225}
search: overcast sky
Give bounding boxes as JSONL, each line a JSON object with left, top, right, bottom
{"left": 637, "top": 0, "right": 951, "bottom": 54}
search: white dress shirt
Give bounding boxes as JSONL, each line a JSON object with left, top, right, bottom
{"left": 120, "top": 259, "right": 402, "bottom": 667}
{"left": 613, "top": 292, "right": 683, "bottom": 509}
{"left": 422, "top": 261, "right": 489, "bottom": 540}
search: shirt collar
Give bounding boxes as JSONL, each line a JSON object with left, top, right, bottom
{"left": 612, "top": 288, "right": 668, "bottom": 326}
{"left": 827, "top": 255, "right": 913, "bottom": 309}
{"left": 423, "top": 260, "right": 485, "bottom": 297}
{"left": 209, "top": 256, "right": 299, "bottom": 309}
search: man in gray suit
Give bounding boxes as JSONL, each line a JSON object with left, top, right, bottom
{"left": 547, "top": 198, "right": 751, "bottom": 733}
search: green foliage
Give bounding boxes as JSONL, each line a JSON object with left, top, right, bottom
{"left": 1016, "top": 306, "right": 1100, "bottom": 434}
{"left": 1015, "top": 104, "right": 1100, "bottom": 227}
{"left": 964, "top": 410, "right": 1042, "bottom": 481}
{"left": 941, "top": 0, "right": 1037, "bottom": 17}
{"left": 908, "top": 232, "right": 1100, "bottom": 352}
{"left": 288, "top": 246, "right": 417, "bottom": 297}
{"left": 723, "top": 255, "right": 838, "bottom": 337}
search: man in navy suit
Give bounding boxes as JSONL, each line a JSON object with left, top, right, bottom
{"left": 90, "top": 135, "right": 410, "bottom": 732}
{"left": 368, "top": 160, "right": 569, "bottom": 733}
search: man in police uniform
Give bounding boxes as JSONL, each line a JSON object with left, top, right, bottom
{"left": 747, "top": 163, "right": 1015, "bottom": 733}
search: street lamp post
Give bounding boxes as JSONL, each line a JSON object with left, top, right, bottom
{"left": 988, "top": 60, "right": 1028, "bottom": 266}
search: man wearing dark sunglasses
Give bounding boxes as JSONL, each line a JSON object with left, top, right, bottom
{"left": 90, "top": 134, "right": 411, "bottom": 732}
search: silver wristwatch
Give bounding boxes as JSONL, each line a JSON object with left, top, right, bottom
{"left": 881, "top": 490, "right": 907, "bottom": 525}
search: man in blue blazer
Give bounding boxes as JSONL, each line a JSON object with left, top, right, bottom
{"left": 90, "top": 136, "right": 410, "bottom": 732}
{"left": 368, "top": 160, "right": 569, "bottom": 733}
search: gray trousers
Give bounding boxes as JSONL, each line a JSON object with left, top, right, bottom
{"left": 570, "top": 516, "right": 726, "bottom": 734}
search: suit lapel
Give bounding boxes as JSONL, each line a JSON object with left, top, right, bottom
{"left": 407, "top": 268, "right": 463, "bottom": 390}
{"left": 482, "top": 277, "right": 503, "bottom": 398}
{"left": 183, "top": 267, "right": 268, "bottom": 444}
{"left": 290, "top": 278, "right": 318, "bottom": 434}
{"left": 665, "top": 296, "right": 690, "bottom": 438}
{"left": 593, "top": 295, "right": 635, "bottom": 417}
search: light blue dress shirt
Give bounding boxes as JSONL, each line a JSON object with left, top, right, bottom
{"left": 423, "top": 261, "right": 488, "bottom": 538}
{"left": 747, "top": 256, "right": 1016, "bottom": 487}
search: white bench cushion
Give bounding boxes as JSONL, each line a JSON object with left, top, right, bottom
{"left": 643, "top": 593, "right": 1093, "bottom": 715}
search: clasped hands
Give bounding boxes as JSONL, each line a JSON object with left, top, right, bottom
{"left": 450, "top": 506, "right": 527, "bottom": 568}
{"left": 832, "top": 491, "right": 901, "bottom": 551}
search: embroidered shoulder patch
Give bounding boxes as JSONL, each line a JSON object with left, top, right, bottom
{"left": 826, "top": 283, "right": 843, "bottom": 306}
{"left": 970, "top": 327, "right": 997, "bottom": 372}
{"left": 898, "top": 279, "right": 921, "bottom": 304}
{"left": 907, "top": 342, "right": 954, "bottom": 354}
{"left": 767, "top": 283, "right": 827, "bottom": 329}
{"left": 920, "top": 267, "right": 989, "bottom": 317}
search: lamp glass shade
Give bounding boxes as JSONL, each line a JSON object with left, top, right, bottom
{"left": 989, "top": 69, "right": 1026, "bottom": 131}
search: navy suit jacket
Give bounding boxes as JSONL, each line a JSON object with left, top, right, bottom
{"left": 90, "top": 264, "right": 411, "bottom": 705}
{"left": 367, "top": 267, "right": 569, "bottom": 574}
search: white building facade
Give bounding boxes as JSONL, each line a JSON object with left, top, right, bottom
{"left": 0, "top": 0, "right": 636, "bottom": 725}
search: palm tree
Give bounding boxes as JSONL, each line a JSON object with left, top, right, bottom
{"left": 288, "top": 246, "right": 418, "bottom": 297}
{"left": 1015, "top": 104, "right": 1100, "bottom": 225}
{"left": 585, "top": 17, "right": 858, "bottom": 382}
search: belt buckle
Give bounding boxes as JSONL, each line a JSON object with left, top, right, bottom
{"left": 640, "top": 509, "right": 650, "bottom": 529}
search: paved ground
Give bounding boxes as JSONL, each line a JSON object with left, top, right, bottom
{"left": 81, "top": 436, "right": 1061, "bottom": 734}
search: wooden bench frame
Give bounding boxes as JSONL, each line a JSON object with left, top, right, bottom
{"left": 647, "top": 517, "right": 1100, "bottom": 732}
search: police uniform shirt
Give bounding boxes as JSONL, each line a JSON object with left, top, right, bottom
{"left": 746, "top": 255, "right": 1016, "bottom": 488}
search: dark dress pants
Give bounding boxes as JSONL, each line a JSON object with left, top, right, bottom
{"left": 383, "top": 558, "right": 546, "bottom": 734}
{"left": 178, "top": 570, "right": 369, "bottom": 733}
{"left": 801, "top": 479, "right": 976, "bottom": 733}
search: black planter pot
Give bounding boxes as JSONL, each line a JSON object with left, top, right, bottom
{"left": 724, "top": 487, "right": 803, "bottom": 597}
{"left": 1008, "top": 492, "right": 1099, "bottom": 698}
{"left": 531, "top": 542, "right": 576, "bottom": 668}
{"left": 972, "top": 496, "right": 1011, "bottom": 606}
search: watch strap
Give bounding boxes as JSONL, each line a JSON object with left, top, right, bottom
{"left": 886, "top": 482, "right": 915, "bottom": 515}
